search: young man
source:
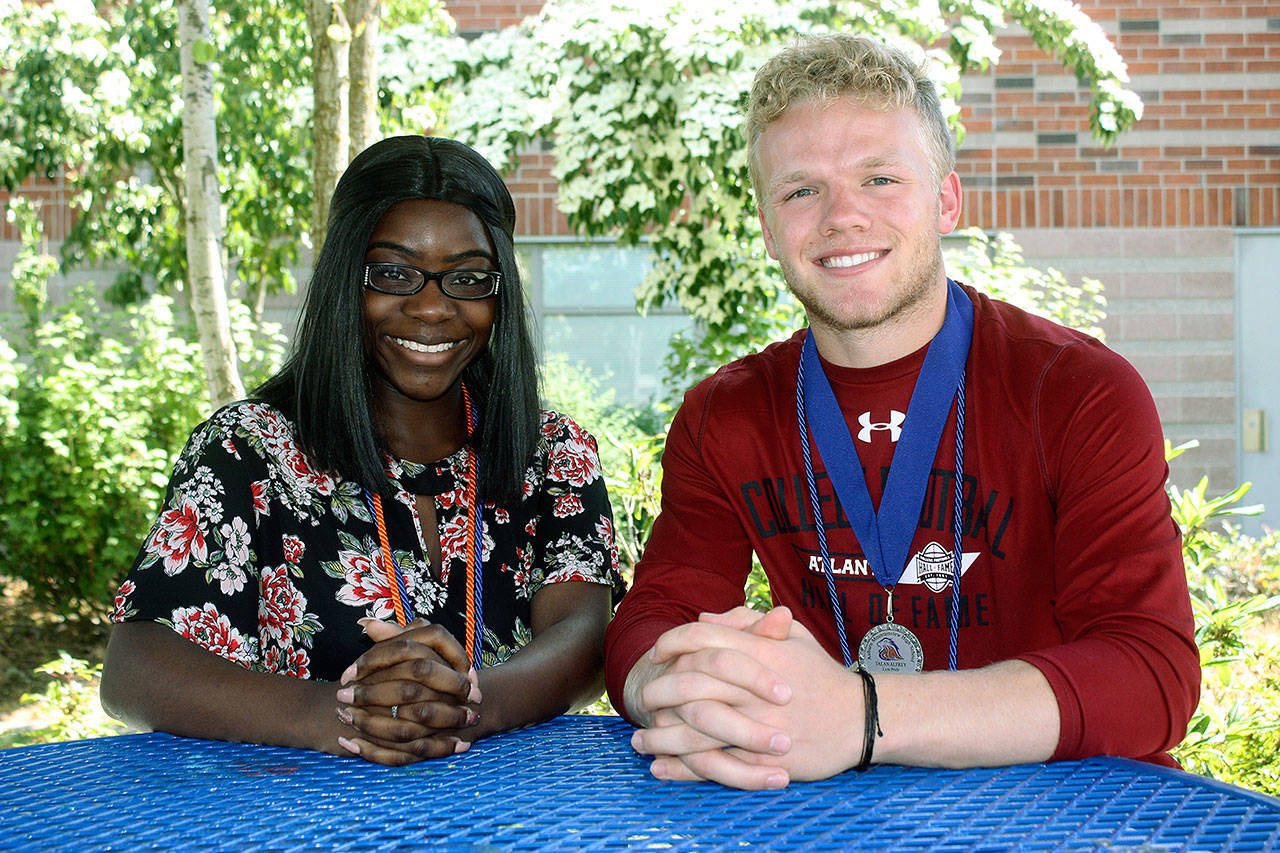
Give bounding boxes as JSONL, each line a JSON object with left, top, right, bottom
{"left": 603, "top": 34, "right": 1200, "bottom": 790}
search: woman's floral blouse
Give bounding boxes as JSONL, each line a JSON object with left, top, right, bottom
{"left": 111, "top": 402, "right": 624, "bottom": 681}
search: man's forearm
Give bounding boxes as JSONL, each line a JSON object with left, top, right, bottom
{"left": 873, "top": 659, "right": 1059, "bottom": 768}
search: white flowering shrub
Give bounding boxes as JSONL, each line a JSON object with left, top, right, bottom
{"left": 432, "top": 0, "right": 1139, "bottom": 398}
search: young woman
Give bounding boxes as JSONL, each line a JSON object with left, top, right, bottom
{"left": 101, "top": 136, "right": 624, "bottom": 765}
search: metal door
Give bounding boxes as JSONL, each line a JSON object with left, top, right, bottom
{"left": 1237, "top": 231, "right": 1280, "bottom": 536}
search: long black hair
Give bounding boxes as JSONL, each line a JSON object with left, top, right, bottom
{"left": 255, "top": 135, "right": 540, "bottom": 505}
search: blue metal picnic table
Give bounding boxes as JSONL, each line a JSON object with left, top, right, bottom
{"left": 1, "top": 714, "right": 1277, "bottom": 850}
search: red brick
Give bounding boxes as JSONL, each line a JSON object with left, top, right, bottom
{"left": 1184, "top": 103, "right": 1226, "bottom": 117}
{"left": 1184, "top": 46, "right": 1225, "bottom": 60}
{"left": 1010, "top": 105, "right": 1059, "bottom": 119}
{"left": 1157, "top": 4, "right": 1202, "bottom": 18}
{"left": 1127, "top": 61, "right": 1163, "bottom": 75}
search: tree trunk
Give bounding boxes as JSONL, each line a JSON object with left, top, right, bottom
{"left": 177, "top": 0, "right": 244, "bottom": 410}
{"left": 347, "top": 0, "right": 381, "bottom": 161}
{"left": 307, "top": 0, "right": 351, "bottom": 257}
{"left": 252, "top": 275, "right": 267, "bottom": 326}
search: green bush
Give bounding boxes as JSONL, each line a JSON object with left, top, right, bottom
{"left": 539, "top": 353, "right": 665, "bottom": 579}
{"left": 0, "top": 200, "right": 286, "bottom": 615}
{"left": 0, "top": 653, "right": 125, "bottom": 748}
{"left": 1168, "top": 440, "right": 1280, "bottom": 795}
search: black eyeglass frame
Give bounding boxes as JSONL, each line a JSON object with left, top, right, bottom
{"left": 362, "top": 262, "right": 503, "bottom": 300}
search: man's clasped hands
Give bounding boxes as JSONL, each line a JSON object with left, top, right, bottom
{"left": 624, "top": 606, "right": 867, "bottom": 790}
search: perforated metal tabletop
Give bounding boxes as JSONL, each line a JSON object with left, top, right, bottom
{"left": 1, "top": 715, "right": 1277, "bottom": 851}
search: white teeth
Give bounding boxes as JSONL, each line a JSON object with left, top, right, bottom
{"left": 392, "top": 337, "right": 458, "bottom": 354}
{"left": 821, "top": 251, "right": 883, "bottom": 268}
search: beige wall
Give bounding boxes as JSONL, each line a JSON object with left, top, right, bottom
{"left": 1007, "top": 227, "right": 1239, "bottom": 490}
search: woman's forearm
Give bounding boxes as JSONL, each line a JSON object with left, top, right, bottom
{"left": 100, "top": 621, "right": 349, "bottom": 754}
{"left": 466, "top": 582, "right": 611, "bottom": 739}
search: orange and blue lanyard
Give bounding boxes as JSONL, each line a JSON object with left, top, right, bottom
{"left": 364, "top": 385, "right": 484, "bottom": 667}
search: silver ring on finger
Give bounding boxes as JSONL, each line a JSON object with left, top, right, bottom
{"left": 391, "top": 704, "right": 399, "bottom": 720}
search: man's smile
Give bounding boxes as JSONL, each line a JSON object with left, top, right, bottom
{"left": 819, "top": 250, "right": 887, "bottom": 269}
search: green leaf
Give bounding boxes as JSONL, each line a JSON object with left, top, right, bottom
{"left": 192, "top": 38, "right": 216, "bottom": 65}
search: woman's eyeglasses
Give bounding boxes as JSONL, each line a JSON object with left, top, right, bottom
{"left": 363, "top": 262, "right": 502, "bottom": 299}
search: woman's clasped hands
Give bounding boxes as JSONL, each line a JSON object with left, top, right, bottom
{"left": 335, "top": 618, "right": 482, "bottom": 765}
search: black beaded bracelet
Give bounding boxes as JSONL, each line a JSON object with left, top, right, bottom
{"left": 854, "top": 667, "right": 884, "bottom": 772}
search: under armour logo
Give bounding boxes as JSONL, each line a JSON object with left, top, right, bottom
{"left": 857, "top": 410, "right": 905, "bottom": 443}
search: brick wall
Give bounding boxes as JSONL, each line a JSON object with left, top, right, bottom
{"left": 956, "top": 0, "right": 1279, "bottom": 230}
{"left": 445, "top": 0, "right": 544, "bottom": 34}
{"left": 0, "top": 171, "right": 75, "bottom": 247}
{"left": 954, "top": 0, "right": 1278, "bottom": 491}
{"left": 503, "top": 149, "right": 572, "bottom": 236}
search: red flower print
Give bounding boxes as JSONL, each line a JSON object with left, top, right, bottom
{"left": 335, "top": 549, "right": 395, "bottom": 621}
{"left": 440, "top": 513, "right": 470, "bottom": 566}
{"left": 264, "top": 645, "right": 311, "bottom": 678}
{"left": 438, "top": 487, "right": 464, "bottom": 510}
{"left": 597, "top": 515, "right": 619, "bottom": 571}
{"left": 249, "top": 405, "right": 293, "bottom": 453}
{"left": 258, "top": 564, "right": 306, "bottom": 645}
{"left": 251, "top": 481, "right": 269, "bottom": 518}
{"left": 282, "top": 535, "right": 305, "bottom": 565}
{"left": 284, "top": 450, "right": 335, "bottom": 497}
{"left": 110, "top": 579, "right": 136, "bottom": 620}
{"left": 148, "top": 498, "right": 208, "bottom": 575}
{"left": 172, "top": 604, "right": 254, "bottom": 666}
{"left": 553, "top": 494, "right": 584, "bottom": 518}
{"left": 547, "top": 424, "right": 600, "bottom": 488}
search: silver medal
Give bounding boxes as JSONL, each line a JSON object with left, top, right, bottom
{"left": 858, "top": 621, "right": 924, "bottom": 673}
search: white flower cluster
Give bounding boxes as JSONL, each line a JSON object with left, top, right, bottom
{"left": 400, "top": 0, "right": 1142, "bottom": 374}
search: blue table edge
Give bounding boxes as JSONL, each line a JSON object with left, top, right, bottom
{"left": 1084, "top": 752, "right": 1280, "bottom": 809}
{"left": 5, "top": 713, "right": 1278, "bottom": 812}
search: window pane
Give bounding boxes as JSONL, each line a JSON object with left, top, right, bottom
{"left": 541, "top": 244, "right": 651, "bottom": 308}
{"left": 542, "top": 312, "right": 691, "bottom": 406}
